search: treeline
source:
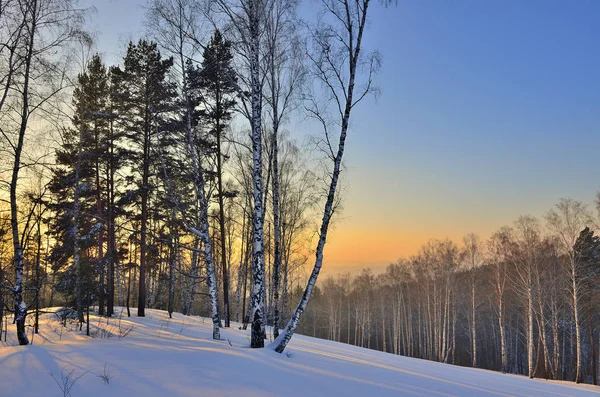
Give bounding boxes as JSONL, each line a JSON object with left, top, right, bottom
{"left": 296, "top": 198, "right": 600, "bottom": 384}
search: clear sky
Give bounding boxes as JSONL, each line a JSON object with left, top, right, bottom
{"left": 82, "top": 0, "right": 600, "bottom": 274}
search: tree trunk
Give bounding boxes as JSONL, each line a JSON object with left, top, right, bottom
{"left": 528, "top": 280, "right": 535, "bottom": 379}
{"left": 216, "top": 111, "right": 230, "bottom": 327}
{"left": 248, "top": 0, "right": 266, "bottom": 348}
{"left": 34, "top": 204, "right": 42, "bottom": 334}
{"left": 138, "top": 102, "right": 151, "bottom": 317}
{"left": 471, "top": 276, "right": 477, "bottom": 368}
{"left": 126, "top": 264, "right": 131, "bottom": 317}
{"left": 499, "top": 291, "right": 506, "bottom": 373}
{"left": 592, "top": 317, "right": 597, "bottom": 385}
{"left": 73, "top": 129, "right": 84, "bottom": 324}
{"left": 272, "top": 0, "right": 371, "bottom": 354}
{"left": 106, "top": 121, "right": 116, "bottom": 316}
{"left": 11, "top": 0, "right": 39, "bottom": 347}
{"left": 183, "top": 73, "right": 220, "bottom": 339}
{"left": 168, "top": 213, "right": 177, "bottom": 319}
{"left": 572, "top": 262, "right": 583, "bottom": 383}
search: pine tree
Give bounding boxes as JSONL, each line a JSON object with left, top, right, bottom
{"left": 574, "top": 227, "right": 600, "bottom": 280}
{"left": 574, "top": 227, "right": 600, "bottom": 384}
{"left": 103, "top": 67, "right": 130, "bottom": 316}
{"left": 111, "top": 40, "right": 177, "bottom": 317}
{"left": 48, "top": 55, "right": 109, "bottom": 321}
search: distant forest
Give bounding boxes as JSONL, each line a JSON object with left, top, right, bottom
{"left": 296, "top": 199, "right": 600, "bottom": 385}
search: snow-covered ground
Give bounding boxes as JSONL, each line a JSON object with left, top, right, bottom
{"left": 1, "top": 308, "right": 599, "bottom": 397}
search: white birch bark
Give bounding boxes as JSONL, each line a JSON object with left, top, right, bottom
{"left": 248, "top": 0, "right": 266, "bottom": 348}
{"left": 545, "top": 199, "right": 591, "bottom": 383}
{"left": 10, "top": 0, "right": 37, "bottom": 346}
{"left": 571, "top": 264, "right": 582, "bottom": 382}
{"left": 471, "top": 276, "right": 477, "bottom": 368}
{"left": 528, "top": 281, "right": 534, "bottom": 378}
{"left": 178, "top": 68, "right": 221, "bottom": 339}
{"left": 272, "top": 0, "right": 376, "bottom": 353}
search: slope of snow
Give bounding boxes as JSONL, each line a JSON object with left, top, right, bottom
{"left": 1, "top": 308, "right": 599, "bottom": 397}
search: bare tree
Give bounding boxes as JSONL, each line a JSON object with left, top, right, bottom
{"left": 0, "top": 0, "right": 26, "bottom": 116}
{"left": 211, "top": 0, "right": 271, "bottom": 348}
{"left": 273, "top": 0, "right": 384, "bottom": 353}
{"left": 488, "top": 227, "right": 512, "bottom": 373}
{"left": 509, "top": 215, "right": 545, "bottom": 379}
{"left": 0, "top": 0, "right": 87, "bottom": 345}
{"left": 263, "top": 0, "right": 304, "bottom": 338}
{"left": 145, "top": 0, "right": 223, "bottom": 334}
{"left": 545, "top": 198, "right": 592, "bottom": 383}
{"left": 462, "top": 233, "right": 483, "bottom": 368}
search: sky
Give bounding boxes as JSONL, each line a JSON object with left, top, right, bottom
{"left": 81, "top": 0, "right": 600, "bottom": 274}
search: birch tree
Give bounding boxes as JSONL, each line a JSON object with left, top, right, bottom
{"left": 263, "top": 0, "right": 304, "bottom": 338}
{"left": 268, "top": 199, "right": 600, "bottom": 384}
{"left": 143, "top": 1, "right": 223, "bottom": 336}
{"left": 488, "top": 227, "right": 512, "bottom": 373}
{"left": 111, "top": 40, "right": 177, "bottom": 317}
{"left": 181, "top": 66, "right": 222, "bottom": 338}
{"left": 0, "top": 0, "right": 86, "bottom": 345}
{"left": 512, "top": 215, "right": 542, "bottom": 379}
{"left": 545, "top": 198, "right": 592, "bottom": 383}
{"left": 273, "top": 0, "right": 384, "bottom": 353}
{"left": 211, "top": 0, "right": 270, "bottom": 348}
{"left": 462, "top": 233, "right": 483, "bottom": 368}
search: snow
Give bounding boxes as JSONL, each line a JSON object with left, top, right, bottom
{"left": 1, "top": 308, "right": 599, "bottom": 397}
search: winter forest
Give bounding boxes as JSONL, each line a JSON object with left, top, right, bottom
{"left": 1, "top": 0, "right": 600, "bottom": 394}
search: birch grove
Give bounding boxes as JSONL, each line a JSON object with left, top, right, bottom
{"left": 287, "top": 201, "right": 600, "bottom": 384}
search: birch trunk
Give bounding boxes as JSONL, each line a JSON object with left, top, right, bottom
{"left": 272, "top": 0, "right": 372, "bottom": 353}
{"left": 11, "top": 0, "right": 38, "bottom": 346}
{"left": 538, "top": 296, "right": 552, "bottom": 378}
{"left": 187, "top": 236, "right": 200, "bottom": 315}
{"left": 499, "top": 288, "right": 506, "bottom": 373}
{"left": 552, "top": 300, "right": 560, "bottom": 379}
{"left": 528, "top": 280, "right": 534, "bottom": 379}
{"left": 188, "top": 158, "right": 220, "bottom": 338}
{"left": 271, "top": 115, "right": 281, "bottom": 338}
{"left": 183, "top": 69, "right": 220, "bottom": 339}
{"left": 248, "top": 0, "right": 266, "bottom": 348}
{"left": 471, "top": 275, "right": 477, "bottom": 368}
{"left": 572, "top": 262, "right": 583, "bottom": 383}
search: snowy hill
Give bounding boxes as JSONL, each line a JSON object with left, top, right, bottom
{"left": 1, "top": 309, "right": 599, "bottom": 397}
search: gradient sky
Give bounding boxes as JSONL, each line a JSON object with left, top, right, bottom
{"left": 82, "top": 0, "right": 600, "bottom": 274}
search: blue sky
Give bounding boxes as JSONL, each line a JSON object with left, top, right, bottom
{"left": 332, "top": 0, "right": 600, "bottom": 269}
{"left": 81, "top": 0, "right": 600, "bottom": 272}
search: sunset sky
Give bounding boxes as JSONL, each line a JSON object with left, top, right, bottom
{"left": 84, "top": 0, "right": 600, "bottom": 274}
